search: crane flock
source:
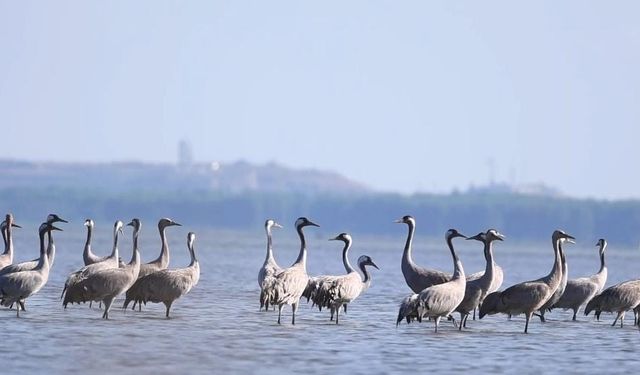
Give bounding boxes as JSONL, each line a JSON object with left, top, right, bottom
{"left": 1, "top": 212, "right": 639, "bottom": 335}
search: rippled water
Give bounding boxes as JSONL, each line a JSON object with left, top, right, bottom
{"left": 1, "top": 223, "right": 639, "bottom": 374}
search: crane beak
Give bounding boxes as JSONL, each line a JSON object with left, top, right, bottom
{"left": 370, "top": 261, "right": 380, "bottom": 270}
{"left": 273, "top": 223, "right": 283, "bottom": 229}
{"left": 11, "top": 223, "right": 21, "bottom": 229}
{"left": 57, "top": 217, "right": 69, "bottom": 223}
{"left": 465, "top": 234, "right": 482, "bottom": 241}
{"left": 307, "top": 221, "right": 320, "bottom": 228}
{"left": 172, "top": 221, "right": 182, "bottom": 227}
{"left": 565, "top": 234, "right": 576, "bottom": 244}
{"left": 495, "top": 234, "right": 505, "bottom": 241}
{"left": 328, "top": 235, "right": 340, "bottom": 241}
{"left": 50, "top": 225, "right": 63, "bottom": 232}
{"left": 393, "top": 219, "right": 403, "bottom": 224}
{"left": 127, "top": 221, "right": 135, "bottom": 227}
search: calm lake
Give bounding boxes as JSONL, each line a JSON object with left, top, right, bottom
{"left": 1, "top": 221, "right": 638, "bottom": 374}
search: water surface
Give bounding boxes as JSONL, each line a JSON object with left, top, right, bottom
{"left": 1, "top": 224, "right": 638, "bottom": 374}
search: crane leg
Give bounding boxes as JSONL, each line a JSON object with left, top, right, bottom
{"left": 473, "top": 308, "right": 476, "bottom": 321}
{"left": 291, "top": 303, "right": 298, "bottom": 325}
{"left": 572, "top": 309, "right": 577, "bottom": 321}
{"left": 434, "top": 316, "right": 440, "bottom": 333}
{"left": 102, "top": 299, "right": 113, "bottom": 319}
{"left": 277, "top": 305, "right": 283, "bottom": 324}
{"left": 165, "top": 301, "right": 173, "bottom": 318}
{"left": 19, "top": 300, "right": 26, "bottom": 312}
{"left": 524, "top": 312, "right": 532, "bottom": 333}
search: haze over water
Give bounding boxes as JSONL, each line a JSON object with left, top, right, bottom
{"left": 1, "top": 224, "right": 638, "bottom": 374}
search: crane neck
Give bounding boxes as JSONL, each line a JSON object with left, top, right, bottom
{"left": 83, "top": 224, "right": 93, "bottom": 262}
{"left": 129, "top": 243, "right": 139, "bottom": 265}
{"left": 36, "top": 227, "right": 50, "bottom": 271}
{"left": 156, "top": 224, "right": 170, "bottom": 267}
{"left": 5, "top": 219, "right": 14, "bottom": 260}
{"left": 293, "top": 224, "right": 308, "bottom": 267}
{"left": 341, "top": 240, "right": 355, "bottom": 273}
{"left": 547, "top": 236, "right": 562, "bottom": 287}
{"left": 110, "top": 226, "right": 120, "bottom": 261}
{"left": 481, "top": 239, "right": 495, "bottom": 281}
{"left": 264, "top": 226, "right": 275, "bottom": 263}
{"left": 358, "top": 262, "right": 372, "bottom": 285}
{"left": 132, "top": 226, "right": 139, "bottom": 254}
{"left": 401, "top": 221, "right": 416, "bottom": 266}
{"left": 188, "top": 243, "right": 197, "bottom": 266}
{"left": 1, "top": 225, "right": 6, "bottom": 254}
{"left": 446, "top": 236, "right": 464, "bottom": 279}
{"left": 598, "top": 244, "right": 606, "bottom": 273}
{"left": 46, "top": 230, "right": 56, "bottom": 265}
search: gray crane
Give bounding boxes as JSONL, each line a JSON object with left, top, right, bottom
{"left": 62, "top": 220, "right": 124, "bottom": 303}
{"left": 1, "top": 214, "right": 66, "bottom": 311}
{"left": 302, "top": 233, "right": 356, "bottom": 320}
{"left": 123, "top": 218, "right": 181, "bottom": 310}
{"left": 0, "top": 214, "right": 66, "bottom": 277}
{"left": 536, "top": 238, "right": 572, "bottom": 321}
{"left": 455, "top": 229, "right": 504, "bottom": 329}
{"left": 258, "top": 219, "right": 283, "bottom": 310}
{"left": 396, "top": 215, "right": 503, "bottom": 304}
{"left": 479, "top": 230, "right": 575, "bottom": 333}
{"left": 0, "top": 222, "right": 62, "bottom": 317}
{"left": 552, "top": 239, "right": 608, "bottom": 320}
{"left": 264, "top": 217, "right": 319, "bottom": 325}
{"left": 584, "top": 269, "right": 640, "bottom": 328}
{"left": 62, "top": 219, "right": 141, "bottom": 319}
{"left": 310, "top": 233, "right": 379, "bottom": 324}
{"left": 396, "top": 229, "right": 468, "bottom": 333}
{"left": 395, "top": 215, "right": 450, "bottom": 292}
{"left": 82, "top": 219, "right": 106, "bottom": 265}
{"left": 127, "top": 232, "right": 200, "bottom": 318}
{"left": 0, "top": 214, "right": 20, "bottom": 270}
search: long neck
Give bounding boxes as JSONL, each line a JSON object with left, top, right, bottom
{"left": 560, "top": 244, "right": 567, "bottom": 279}
{"left": 1, "top": 225, "right": 7, "bottom": 255}
{"left": 130, "top": 227, "right": 139, "bottom": 264}
{"left": 46, "top": 230, "right": 56, "bottom": 264}
{"left": 342, "top": 240, "right": 355, "bottom": 273}
{"left": 189, "top": 243, "right": 197, "bottom": 267}
{"left": 546, "top": 237, "right": 562, "bottom": 287}
{"left": 157, "top": 224, "right": 170, "bottom": 266}
{"left": 36, "top": 228, "right": 49, "bottom": 269}
{"left": 129, "top": 248, "right": 141, "bottom": 279}
{"left": 359, "top": 262, "right": 372, "bottom": 284}
{"left": 110, "top": 227, "right": 120, "bottom": 260}
{"left": 293, "top": 225, "right": 307, "bottom": 267}
{"left": 598, "top": 245, "right": 606, "bottom": 273}
{"left": 446, "top": 236, "right": 464, "bottom": 279}
{"left": 129, "top": 240, "right": 139, "bottom": 264}
{"left": 264, "top": 226, "right": 274, "bottom": 263}
{"left": 481, "top": 240, "right": 495, "bottom": 283}
{"left": 83, "top": 225, "right": 93, "bottom": 259}
{"left": 401, "top": 222, "right": 416, "bottom": 266}
{"left": 5, "top": 221, "right": 14, "bottom": 259}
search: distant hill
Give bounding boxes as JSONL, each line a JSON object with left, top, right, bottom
{"left": 0, "top": 159, "right": 369, "bottom": 196}
{"left": 1, "top": 159, "right": 640, "bottom": 246}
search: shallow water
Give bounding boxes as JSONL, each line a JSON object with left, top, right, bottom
{"left": 1, "top": 223, "right": 639, "bottom": 374}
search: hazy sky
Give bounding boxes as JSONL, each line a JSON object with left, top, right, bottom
{"left": 1, "top": 1, "right": 638, "bottom": 199}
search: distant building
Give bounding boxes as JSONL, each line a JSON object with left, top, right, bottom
{"left": 178, "top": 140, "right": 193, "bottom": 168}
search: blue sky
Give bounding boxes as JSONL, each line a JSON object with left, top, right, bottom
{"left": 1, "top": 1, "right": 638, "bottom": 199}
